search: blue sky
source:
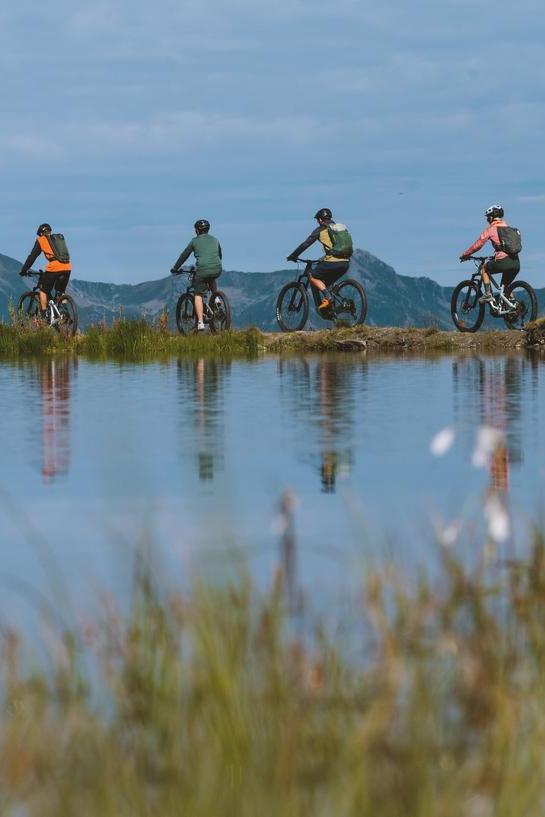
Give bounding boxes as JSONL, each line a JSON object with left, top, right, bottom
{"left": 1, "top": 0, "right": 544, "bottom": 285}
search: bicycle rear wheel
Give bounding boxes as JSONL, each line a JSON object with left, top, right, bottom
{"left": 450, "top": 280, "right": 485, "bottom": 332}
{"left": 503, "top": 281, "right": 537, "bottom": 329}
{"left": 208, "top": 291, "right": 231, "bottom": 334}
{"left": 17, "top": 291, "right": 41, "bottom": 322}
{"left": 56, "top": 294, "right": 78, "bottom": 337}
{"left": 332, "top": 278, "right": 367, "bottom": 326}
{"left": 176, "top": 293, "right": 196, "bottom": 335}
{"left": 276, "top": 282, "right": 309, "bottom": 332}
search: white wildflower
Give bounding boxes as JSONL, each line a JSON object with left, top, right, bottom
{"left": 484, "top": 494, "right": 510, "bottom": 543}
{"left": 430, "top": 426, "right": 456, "bottom": 457}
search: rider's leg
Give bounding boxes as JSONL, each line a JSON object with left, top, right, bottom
{"left": 194, "top": 295, "right": 205, "bottom": 329}
{"left": 38, "top": 274, "right": 56, "bottom": 315}
{"left": 311, "top": 263, "right": 348, "bottom": 310}
{"left": 479, "top": 261, "right": 494, "bottom": 304}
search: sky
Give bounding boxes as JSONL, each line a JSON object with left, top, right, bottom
{"left": 1, "top": 0, "right": 544, "bottom": 286}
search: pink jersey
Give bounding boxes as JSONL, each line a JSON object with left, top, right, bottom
{"left": 463, "top": 219, "right": 508, "bottom": 261}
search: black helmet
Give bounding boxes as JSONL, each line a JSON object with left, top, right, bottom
{"left": 314, "top": 208, "right": 333, "bottom": 222}
{"left": 194, "top": 219, "right": 210, "bottom": 234}
{"left": 37, "top": 223, "right": 52, "bottom": 236}
{"left": 484, "top": 204, "right": 504, "bottom": 220}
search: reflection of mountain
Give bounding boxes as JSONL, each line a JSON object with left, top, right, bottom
{"left": 5, "top": 249, "right": 543, "bottom": 330}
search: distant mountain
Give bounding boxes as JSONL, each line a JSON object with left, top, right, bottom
{"left": 1, "top": 249, "right": 542, "bottom": 330}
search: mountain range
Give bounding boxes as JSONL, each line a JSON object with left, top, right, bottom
{"left": 1, "top": 249, "right": 542, "bottom": 331}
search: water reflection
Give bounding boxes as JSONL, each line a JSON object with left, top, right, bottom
{"left": 176, "top": 358, "right": 230, "bottom": 481}
{"left": 278, "top": 357, "right": 364, "bottom": 492}
{"left": 32, "top": 359, "right": 75, "bottom": 483}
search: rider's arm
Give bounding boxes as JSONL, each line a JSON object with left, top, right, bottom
{"left": 19, "top": 240, "right": 41, "bottom": 275}
{"left": 461, "top": 225, "right": 493, "bottom": 258}
{"left": 171, "top": 240, "right": 194, "bottom": 272}
{"left": 287, "top": 226, "right": 321, "bottom": 261}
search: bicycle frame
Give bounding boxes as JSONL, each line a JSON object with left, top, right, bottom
{"left": 468, "top": 257, "right": 517, "bottom": 317}
{"left": 172, "top": 268, "right": 218, "bottom": 322}
{"left": 295, "top": 259, "right": 342, "bottom": 313}
{"left": 26, "top": 273, "right": 66, "bottom": 326}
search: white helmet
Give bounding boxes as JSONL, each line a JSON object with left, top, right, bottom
{"left": 485, "top": 204, "right": 504, "bottom": 219}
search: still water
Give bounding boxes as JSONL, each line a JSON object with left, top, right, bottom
{"left": 0, "top": 353, "right": 544, "bottom": 616}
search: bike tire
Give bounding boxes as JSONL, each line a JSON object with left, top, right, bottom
{"left": 17, "top": 291, "right": 41, "bottom": 322}
{"left": 56, "top": 293, "right": 78, "bottom": 337}
{"left": 208, "top": 291, "right": 231, "bottom": 334}
{"left": 276, "top": 282, "right": 309, "bottom": 332}
{"left": 332, "top": 278, "right": 367, "bottom": 326}
{"left": 176, "top": 293, "right": 196, "bottom": 335}
{"left": 450, "top": 280, "right": 485, "bottom": 333}
{"left": 503, "top": 280, "right": 537, "bottom": 330}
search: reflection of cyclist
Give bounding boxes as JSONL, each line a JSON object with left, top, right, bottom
{"left": 19, "top": 224, "right": 71, "bottom": 317}
{"left": 37, "top": 359, "right": 73, "bottom": 483}
{"left": 459, "top": 205, "right": 520, "bottom": 305}
{"left": 286, "top": 208, "right": 353, "bottom": 312}
{"left": 171, "top": 219, "right": 222, "bottom": 332}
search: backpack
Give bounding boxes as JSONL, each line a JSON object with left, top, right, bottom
{"left": 497, "top": 225, "right": 522, "bottom": 256}
{"left": 327, "top": 223, "right": 353, "bottom": 259}
{"left": 48, "top": 233, "right": 70, "bottom": 264}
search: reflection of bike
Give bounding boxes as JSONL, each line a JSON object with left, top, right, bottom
{"left": 172, "top": 267, "right": 231, "bottom": 336}
{"left": 18, "top": 271, "right": 78, "bottom": 337}
{"left": 451, "top": 256, "right": 537, "bottom": 333}
{"left": 276, "top": 258, "right": 367, "bottom": 332}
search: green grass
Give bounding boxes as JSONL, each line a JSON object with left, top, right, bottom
{"left": 4, "top": 538, "right": 545, "bottom": 814}
{"left": 0, "top": 318, "right": 263, "bottom": 360}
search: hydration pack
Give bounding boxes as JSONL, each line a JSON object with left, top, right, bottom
{"left": 48, "top": 233, "right": 70, "bottom": 264}
{"left": 327, "top": 223, "right": 353, "bottom": 259}
{"left": 497, "top": 226, "right": 522, "bottom": 256}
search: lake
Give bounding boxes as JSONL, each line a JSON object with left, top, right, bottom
{"left": 0, "top": 352, "right": 544, "bottom": 622}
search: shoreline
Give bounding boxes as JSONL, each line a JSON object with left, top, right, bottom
{"left": 1, "top": 318, "right": 544, "bottom": 359}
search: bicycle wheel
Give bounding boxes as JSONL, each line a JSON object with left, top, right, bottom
{"left": 276, "top": 282, "right": 309, "bottom": 332}
{"left": 208, "top": 291, "right": 231, "bottom": 334}
{"left": 17, "top": 291, "right": 41, "bottom": 322}
{"left": 503, "top": 280, "right": 537, "bottom": 330}
{"left": 56, "top": 294, "right": 78, "bottom": 337}
{"left": 332, "top": 278, "right": 367, "bottom": 326}
{"left": 176, "top": 293, "right": 196, "bottom": 335}
{"left": 450, "top": 280, "right": 485, "bottom": 332}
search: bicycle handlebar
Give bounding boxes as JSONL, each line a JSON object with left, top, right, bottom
{"left": 292, "top": 258, "right": 319, "bottom": 265}
{"left": 171, "top": 266, "right": 196, "bottom": 275}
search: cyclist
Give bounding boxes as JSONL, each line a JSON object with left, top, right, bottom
{"left": 171, "top": 219, "right": 222, "bottom": 332}
{"left": 286, "top": 208, "right": 353, "bottom": 311}
{"left": 459, "top": 205, "right": 520, "bottom": 304}
{"left": 19, "top": 224, "right": 71, "bottom": 317}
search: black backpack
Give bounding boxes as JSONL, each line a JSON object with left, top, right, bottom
{"left": 497, "top": 226, "right": 522, "bottom": 256}
{"left": 48, "top": 233, "right": 70, "bottom": 264}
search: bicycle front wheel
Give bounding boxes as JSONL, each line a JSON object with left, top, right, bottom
{"left": 332, "top": 278, "right": 367, "bottom": 326}
{"left": 56, "top": 294, "right": 78, "bottom": 337}
{"left": 208, "top": 291, "right": 231, "bottom": 334}
{"left": 176, "top": 293, "right": 196, "bottom": 335}
{"left": 450, "top": 280, "right": 485, "bottom": 332}
{"left": 276, "top": 282, "right": 309, "bottom": 332}
{"left": 17, "top": 291, "right": 41, "bottom": 323}
{"left": 503, "top": 281, "right": 537, "bottom": 330}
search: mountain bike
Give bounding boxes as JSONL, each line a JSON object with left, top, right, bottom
{"left": 276, "top": 258, "right": 367, "bottom": 332}
{"left": 17, "top": 271, "right": 78, "bottom": 337}
{"left": 172, "top": 267, "right": 231, "bottom": 335}
{"left": 451, "top": 256, "right": 537, "bottom": 332}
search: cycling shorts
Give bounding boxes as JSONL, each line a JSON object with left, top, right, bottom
{"left": 39, "top": 271, "right": 71, "bottom": 298}
{"left": 311, "top": 261, "right": 349, "bottom": 287}
{"left": 485, "top": 257, "right": 520, "bottom": 288}
{"left": 194, "top": 271, "right": 220, "bottom": 296}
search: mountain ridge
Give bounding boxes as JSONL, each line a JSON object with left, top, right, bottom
{"left": 1, "top": 249, "right": 542, "bottom": 330}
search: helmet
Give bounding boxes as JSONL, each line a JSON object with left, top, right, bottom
{"left": 37, "top": 223, "right": 52, "bottom": 236}
{"left": 194, "top": 219, "right": 210, "bottom": 234}
{"left": 314, "top": 208, "right": 333, "bottom": 222}
{"left": 484, "top": 204, "right": 504, "bottom": 220}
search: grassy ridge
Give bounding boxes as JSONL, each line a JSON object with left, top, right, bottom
{"left": 0, "top": 319, "right": 262, "bottom": 359}
{"left": 4, "top": 539, "right": 545, "bottom": 814}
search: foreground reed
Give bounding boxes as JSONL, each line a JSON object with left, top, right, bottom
{"left": 3, "top": 537, "right": 545, "bottom": 816}
{"left": 0, "top": 318, "right": 262, "bottom": 359}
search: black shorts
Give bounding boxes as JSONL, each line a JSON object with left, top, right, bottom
{"left": 39, "top": 271, "right": 71, "bottom": 298}
{"left": 485, "top": 257, "right": 520, "bottom": 288}
{"left": 311, "top": 261, "right": 349, "bottom": 288}
{"left": 194, "top": 271, "right": 220, "bottom": 296}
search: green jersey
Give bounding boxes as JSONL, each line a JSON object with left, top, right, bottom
{"left": 173, "top": 234, "right": 222, "bottom": 276}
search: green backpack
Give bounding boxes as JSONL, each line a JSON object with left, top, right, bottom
{"left": 327, "top": 223, "right": 353, "bottom": 259}
{"left": 48, "top": 233, "right": 70, "bottom": 264}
